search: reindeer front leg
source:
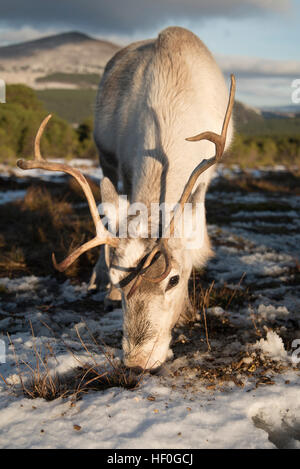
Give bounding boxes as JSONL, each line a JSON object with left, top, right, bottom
{"left": 89, "top": 247, "right": 122, "bottom": 305}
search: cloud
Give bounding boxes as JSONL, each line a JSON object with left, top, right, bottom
{"left": 235, "top": 76, "right": 297, "bottom": 107}
{"left": 215, "top": 54, "right": 300, "bottom": 107}
{"left": 0, "top": 0, "right": 292, "bottom": 36}
{"left": 0, "top": 26, "right": 59, "bottom": 46}
{"left": 217, "top": 55, "right": 300, "bottom": 79}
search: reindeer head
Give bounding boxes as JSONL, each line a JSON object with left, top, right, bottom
{"left": 17, "top": 75, "right": 235, "bottom": 372}
{"left": 98, "top": 180, "right": 206, "bottom": 370}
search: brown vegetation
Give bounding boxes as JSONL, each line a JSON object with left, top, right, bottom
{"left": 0, "top": 177, "right": 101, "bottom": 279}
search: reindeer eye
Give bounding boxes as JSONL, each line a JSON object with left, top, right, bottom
{"left": 166, "top": 275, "right": 180, "bottom": 291}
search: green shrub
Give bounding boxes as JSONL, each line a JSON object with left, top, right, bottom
{"left": 0, "top": 84, "right": 88, "bottom": 163}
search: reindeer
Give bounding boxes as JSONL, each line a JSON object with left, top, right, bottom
{"left": 17, "top": 27, "right": 235, "bottom": 371}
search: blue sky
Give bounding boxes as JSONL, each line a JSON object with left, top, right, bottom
{"left": 155, "top": 3, "right": 300, "bottom": 107}
{"left": 0, "top": 0, "right": 299, "bottom": 108}
{"left": 189, "top": 6, "right": 299, "bottom": 61}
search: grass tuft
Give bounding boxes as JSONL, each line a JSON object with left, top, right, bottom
{"left": 0, "top": 181, "right": 99, "bottom": 279}
{"left": 2, "top": 322, "right": 139, "bottom": 403}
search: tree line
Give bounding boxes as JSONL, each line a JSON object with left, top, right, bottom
{"left": 0, "top": 84, "right": 96, "bottom": 164}
{"left": 0, "top": 84, "right": 299, "bottom": 168}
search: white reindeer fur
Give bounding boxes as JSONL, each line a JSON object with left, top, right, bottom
{"left": 92, "top": 26, "right": 234, "bottom": 369}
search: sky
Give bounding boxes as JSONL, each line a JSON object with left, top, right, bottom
{"left": 0, "top": 0, "right": 299, "bottom": 109}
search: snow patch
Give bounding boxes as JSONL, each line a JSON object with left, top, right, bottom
{"left": 257, "top": 304, "right": 289, "bottom": 321}
{"left": 0, "top": 190, "right": 26, "bottom": 205}
{"left": 254, "top": 331, "right": 288, "bottom": 362}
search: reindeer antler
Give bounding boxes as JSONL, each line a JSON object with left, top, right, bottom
{"left": 18, "top": 72, "right": 235, "bottom": 290}
{"left": 17, "top": 114, "right": 119, "bottom": 272}
{"left": 127, "top": 239, "right": 171, "bottom": 298}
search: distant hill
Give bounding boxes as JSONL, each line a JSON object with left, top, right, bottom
{"left": 0, "top": 32, "right": 95, "bottom": 58}
{"left": 0, "top": 31, "right": 120, "bottom": 89}
{"left": 261, "top": 104, "right": 300, "bottom": 117}
{"left": 233, "top": 101, "right": 263, "bottom": 128}
{"left": 234, "top": 101, "right": 299, "bottom": 137}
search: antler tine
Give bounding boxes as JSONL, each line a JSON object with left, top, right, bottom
{"left": 167, "top": 73, "right": 236, "bottom": 237}
{"left": 127, "top": 275, "right": 142, "bottom": 299}
{"left": 51, "top": 237, "right": 109, "bottom": 272}
{"left": 127, "top": 245, "right": 161, "bottom": 298}
{"left": 141, "top": 239, "right": 171, "bottom": 283}
{"left": 127, "top": 240, "right": 172, "bottom": 298}
{"left": 34, "top": 114, "right": 52, "bottom": 161}
{"left": 185, "top": 74, "right": 236, "bottom": 160}
{"left": 17, "top": 114, "right": 119, "bottom": 272}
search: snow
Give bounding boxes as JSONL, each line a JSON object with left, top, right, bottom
{"left": 0, "top": 159, "right": 103, "bottom": 182}
{"left": 257, "top": 305, "right": 289, "bottom": 322}
{"left": 0, "top": 268, "right": 299, "bottom": 449}
{"left": 254, "top": 331, "right": 289, "bottom": 362}
{"left": 0, "top": 190, "right": 26, "bottom": 205}
{"left": 0, "top": 360, "right": 299, "bottom": 449}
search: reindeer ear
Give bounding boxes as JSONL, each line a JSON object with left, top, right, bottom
{"left": 99, "top": 177, "right": 118, "bottom": 234}
{"left": 100, "top": 177, "right": 119, "bottom": 206}
{"left": 99, "top": 177, "right": 129, "bottom": 234}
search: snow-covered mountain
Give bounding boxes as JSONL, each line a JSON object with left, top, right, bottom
{"left": 0, "top": 31, "right": 120, "bottom": 88}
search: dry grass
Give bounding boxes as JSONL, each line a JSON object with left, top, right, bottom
{"left": 173, "top": 263, "right": 299, "bottom": 391}
{"left": 172, "top": 347, "right": 291, "bottom": 391}
{"left": 190, "top": 270, "right": 250, "bottom": 315}
{"left": 0, "top": 178, "right": 101, "bottom": 279}
{"left": 2, "top": 322, "right": 139, "bottom": 402}
{"left": 209, "top": 170, "right": 300, "bottom": 196}
{"left": 188, "top": 271, "right": 250, "bottom": 354}
{"left": 0, "top": 246, "right": 27, "bottom": 271}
